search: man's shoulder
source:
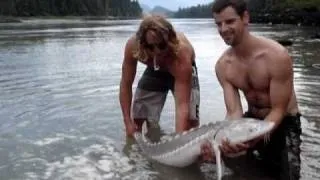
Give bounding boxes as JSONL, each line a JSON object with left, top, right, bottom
{"left": 258, "top": 37, "right": 288, "bottom": 56}
{"left": 123, "top": 35, "right": 139, "bottom": 63}
{"left": 256, "top": 37, "right": 292, "bottom": 73}
{"left": 176, "top": 31, "right": 187, "bottom": 40}
{"left": 215, "top": 52, "right": 231, "bottom": 72}
{"left": 176, "top": 32, "right": 192, "bottom": 48}
{"left": 125, "top": 35, "right": 139, "bottom": 55}
{"left": 217, "top": 48, "right": 233, "bottom": 64}
{"left": 254, "top": 37, "right": 289, "bottom": 62}
{"left": 126, "top": 35, "right": 137, "bottom": 47}
{"left": 175, "top": 34, "right": 194, "bottom": 59}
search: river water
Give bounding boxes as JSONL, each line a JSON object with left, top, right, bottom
{"left": 0, "top": 18, "right": 319, "bottom": 180}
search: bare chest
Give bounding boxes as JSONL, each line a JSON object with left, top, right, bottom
{"left": 139, "top": 56, "right": 174, "bottom": 73}
{"left": 226, "top": 60, "right": 270, "bottom": 92}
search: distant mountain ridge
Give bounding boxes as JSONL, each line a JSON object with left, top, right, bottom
{"left": 138, "top": 0, "right": 212, "bottom": 11}
{"left": 151, "top": 6, "right": 174, "bottom": 17}
{"left": 141, "top": 4, "right": 174, "bottom": 17}
{"left": 140, "top": 3, "right": 152, "bottom": 13}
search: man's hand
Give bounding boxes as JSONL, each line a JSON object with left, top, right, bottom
{"left": 200, "top": 139, "right": 250, "bottom": 163}
{"left": 220, "top": 138, "right": 250, "bottom": 155}
{"left": 246, "top": 133, "right": 267, "bottom": 147}
{"left": 125, "top": 119, "right": 138, "bottom": 137}
{"left": 199, "top": 136, "right": 263, "bottom": 163}
{"left": 200, "top": 141, "right": 216, "bottom": 163}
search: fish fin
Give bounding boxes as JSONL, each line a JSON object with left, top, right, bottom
{"left": 212, "top": 142, "right": 223, "bottom": 180}
{"left": 141, "top": 121, "right": 151, "bottom": 144}
{"left": 264, "top": 132, "right": 271, "bottom": 144}
{"left": 142, "top": 121, "right": 148, "bottom": 135}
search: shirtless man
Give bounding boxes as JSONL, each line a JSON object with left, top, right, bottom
{"left": 119, "top": 15, "right": 200, "bottom": 137}
{"left": 201, "top": 0, "right": 302, "bottom": 179}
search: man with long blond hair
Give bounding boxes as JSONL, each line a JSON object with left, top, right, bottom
{"left": 119, "top": 15, "right": 200, "bottom": 136}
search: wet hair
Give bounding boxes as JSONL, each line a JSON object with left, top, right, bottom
{"left": 133, "top": 14, "right": 179, "bottom": 62}
{"left": 212, "top": 0, "right": 248, "bottom": 17}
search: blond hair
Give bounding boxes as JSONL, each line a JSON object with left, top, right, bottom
{"left": 133, "top": 14, "right": 180, "bottom": 62}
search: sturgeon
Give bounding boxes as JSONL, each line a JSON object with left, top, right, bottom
{"left": 134, "top": 118, "right": 274, "bottom": 180}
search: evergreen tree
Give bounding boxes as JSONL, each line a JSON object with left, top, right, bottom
{"left": 0, "top": 0, "right": 142, "bottom": 17}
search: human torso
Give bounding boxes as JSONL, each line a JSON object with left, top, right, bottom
{"left": 222, "top": 38, "right": 299, "bottom": 118}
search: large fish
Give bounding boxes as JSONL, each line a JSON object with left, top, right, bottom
{"left": 134, "top": 118, "right": 274, "bottom": 180}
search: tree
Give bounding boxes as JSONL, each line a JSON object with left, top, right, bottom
{"left": 0, "top": 0, "right": 142, "bottom": 17}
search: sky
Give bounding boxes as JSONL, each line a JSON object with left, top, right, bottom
{"left": 138, "top": 0, "right": 213, "bottom": 11}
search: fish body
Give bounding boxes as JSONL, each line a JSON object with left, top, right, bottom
{"left": 134, "top": 118, "right": 274, "bottom": 180}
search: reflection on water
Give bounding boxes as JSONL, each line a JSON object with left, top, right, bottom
{"left": 0, "top": 19, "right": 319, "bottom": 180}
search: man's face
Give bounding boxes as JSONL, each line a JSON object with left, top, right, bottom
{"left": 213, "top": 6, "right": 248, "bottom": 46}
{"left": 144, "top": 30, "right": 168, "bottom": 57}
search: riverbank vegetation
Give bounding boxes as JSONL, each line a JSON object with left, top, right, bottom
{"left": 1, "top": 0, "right": 320, "bottom": 27}
{"left": 0, "top": 0, "right": 141, "bottom": 18}
{"left": 174, "top": 0, "right": 320, "bottom": 26}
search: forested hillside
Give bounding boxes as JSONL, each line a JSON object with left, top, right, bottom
{"left": 0, "top": 0, "right": 142, "bottom": 17}
{"left": 1, "top": 0, "right": 320, "bottom": 26}
{"left": 174, "top": 0, "right": 320, "bottom": 26}
{"left": 249, "top": 0, "right": 320, "bottom": 26}
{"left": 174, "top": 4, "right": 212, "bottom": 18}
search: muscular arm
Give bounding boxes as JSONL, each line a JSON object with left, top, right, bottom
{"left": 265, "top": 50, "right": 293, "bottom": 127}
{"left": 215, "top": 58, "right": 243, "bottom": 120}
{"left": 173, "top": 47, "right": 193, "bottom": 132}
{"left": 119, "top": 37, "right": 137, "bottom": 132}
{"left": 202, "top": 57, "right": 248, "bottom": 158}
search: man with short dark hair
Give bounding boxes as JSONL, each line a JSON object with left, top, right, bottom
{"left": 202, "top": 0, "right": 302, "bottom": 179}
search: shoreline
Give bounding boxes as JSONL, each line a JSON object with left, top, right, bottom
{"left": 1, "top": 16, "right": 319, "bottom": 38}
{"left": 0, "top": 15, "right": 138, "bottom": 23}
